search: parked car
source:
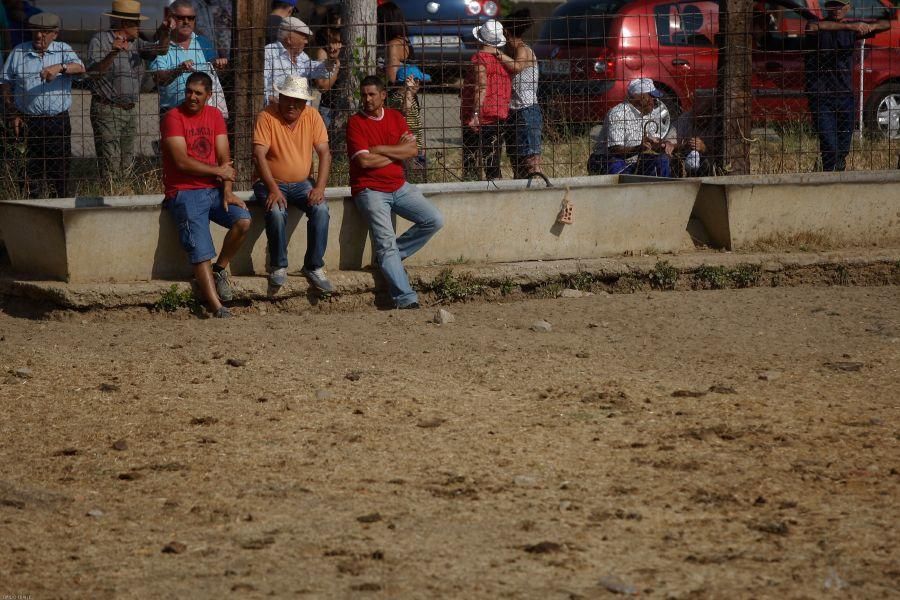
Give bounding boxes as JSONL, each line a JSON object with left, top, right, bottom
{"left": 29, "top": 0, "right": 167, "bottom": 46}
{"left": 535, "top": 0, "right": 900, "bottom": 137}
{"left": 383, "top": 0, "right": 496, "bottom": 74}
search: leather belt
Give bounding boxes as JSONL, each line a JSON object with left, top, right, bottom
{"left": 93, "top": 95, "right": 136, "bottom": 111}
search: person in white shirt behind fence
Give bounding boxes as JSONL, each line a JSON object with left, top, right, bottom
{"left": 263, "top": 16, "right": 336, "bottom": 105}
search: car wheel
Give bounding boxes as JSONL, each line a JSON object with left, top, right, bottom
{"left": 864, "top": 82, "right": 900, "bottom": 139}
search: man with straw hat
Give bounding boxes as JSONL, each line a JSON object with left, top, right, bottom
{"left": 0, "top": 12, "right": 84, "bottom": 197}
{"left": 252, "top": 74, "right": 334, "bottom": 295}
{"left": 87, "top": 0, "right": 171, "bottom": 182}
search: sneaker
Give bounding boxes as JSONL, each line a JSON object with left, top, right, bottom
{"left": 269, "top": 267, "right": 287, "bottom": 287}
{"left": 301, "top": 267, "right": 334, "bottom": 293}
{"left": 213, "top": 268, "right": 233, "bottom": 301}
{"left": 213, "top": 306, "right": 232, "bottom": 318}
{"left": 398, "top": 301, "right": 420, "bottom": 310}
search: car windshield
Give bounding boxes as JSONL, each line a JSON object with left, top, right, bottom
{"left": 538, "top": 0, "right": 627, "bottom": 46}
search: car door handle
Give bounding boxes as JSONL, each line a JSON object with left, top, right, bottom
{"left": 671, "top": 59, "right": 689, "bottom": 66}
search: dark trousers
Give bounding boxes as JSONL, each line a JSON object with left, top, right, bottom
{"left": 23, "top": 112, "right": 71, "bottom": 198}
{"left": 462, "top": 122, "right": 503, "bottom": 181}
{"left": 808, "top": 93, "right": 854, "bottom": 172}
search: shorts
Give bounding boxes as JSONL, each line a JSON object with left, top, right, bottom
{"left": 507, "top": 105, "right": 543, "bottom": 157}
{"left": 166, "top": 187, "right": 251, "bottom": 264}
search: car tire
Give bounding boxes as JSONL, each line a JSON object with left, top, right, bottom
{"left": 864, "top": 82, "right": 900, "bottom": 139}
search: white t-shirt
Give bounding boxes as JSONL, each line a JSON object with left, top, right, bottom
{"left": 594, "top": 100, "right": 668, "bottom": 156}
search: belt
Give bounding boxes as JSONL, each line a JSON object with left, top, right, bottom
{"left": 93, "top": 95, "right": 136, "bottom": 111}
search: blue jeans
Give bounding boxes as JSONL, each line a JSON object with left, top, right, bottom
{"left": 504, "top": 105, "right": 543, "bottom": 178}
{"left": 253, "top": 180, "right": 329, "bottom": 271}
{"left": 167, "top": 187, "right": 252, "bottom": 264}
{"left": 353, "top": 183, "right": 444, "bottom": 306}
{"left": 808, "top": 93, "right": 854, "bottom": 171}
{"left": 588, "top": 152, "right": 672, "bottom": 178}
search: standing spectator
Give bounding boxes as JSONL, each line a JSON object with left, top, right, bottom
{"left": 5, "top": 0, "right": 41, "bottom": 49}
{"left": 0, "top": 13, "right": 84, "bottom": 198}
{"left": 151, "top": 0, "right": 228, "bottom": 118}
{"left": 804, "top": 0, "right": 889, "bottom": 171}
{"left": 460, "top": 20, "right": 511, "bottom": 181}
{"left": 586, "top": 78, "right": 672, "bottom": 177}
{"left": 263, "top": 17, "right": 334, "bottom": 105}
{"left": 266, "top": 0, "right": 296, "bottom": 45}
{"left": 87, "top": 0, "right": 170, "bottom": 181}
{"left": 252, "top": 75, "right": 333, "bottom": 294}
{"left": 496, "top": 9, "right": 542, "bottom": 179}
{"left": 346, "top": 76, "right": 444, "bottom": 310}
{"left": 160, "top": 71, "right": 250, "bottom": 318}
{"left": 377, "top": 1, "right": 426, "bottom": 173}
{"left": 190, "top": 0, "right": 231, "bottom": 60}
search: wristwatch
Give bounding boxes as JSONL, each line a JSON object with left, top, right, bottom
{"left": 60, "top": 63, "right": 68, "bottom": 74}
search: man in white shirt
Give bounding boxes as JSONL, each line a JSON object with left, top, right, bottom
{"left": 263, "top": 16, "right": 335, "bottom": 104}
{"left": 587, "top": 78, "right": 673, "bottom": 177}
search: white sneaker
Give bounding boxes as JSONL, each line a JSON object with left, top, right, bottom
{"left": 301, "top": 267, "right": 334, "bottom": 293}
{"left": 269, "top": 267, "right": 287, "bottom": 287}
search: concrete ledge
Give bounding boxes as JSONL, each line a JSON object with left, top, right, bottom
{"left": 0, "top": 175, "right": 697, "bottom": 283}
{"left": 692, "top": 170, "right": 900, "bottom": 250}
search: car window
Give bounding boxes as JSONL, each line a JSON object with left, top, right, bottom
{"left": 655, "top": 1, "right": 719, "bottom": 47}
{"left": 847, "top": 0, "right": 891, "bottom": 20}
{"left": 538, "top": 0, "right": 627, "bottom": 45}
{"left": 754, "top": 2, "right": 808, "bottom": 51}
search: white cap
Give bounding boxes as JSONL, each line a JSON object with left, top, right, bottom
{"left": 280, "top": 16, "right": 312, "bottom": 36}
{"left": 473, "top": 20, "right": 506, "bottom": 48}
{"left": 627, "top": 78, "right": 662, "bottom": 98}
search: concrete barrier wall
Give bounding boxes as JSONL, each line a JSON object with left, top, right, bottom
{"left": 692, "top": 170, "right": 900, "bottom": 250}
{"left": 0, "top": 176, "right": 699, "bottom": 283}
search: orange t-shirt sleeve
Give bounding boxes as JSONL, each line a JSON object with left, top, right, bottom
{"left": 252, "top": 110, "right": 272, "bottom": 148}
{"left": 312, "top": 111, "right": 328, "bottom": 146}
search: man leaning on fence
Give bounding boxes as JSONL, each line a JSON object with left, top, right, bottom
{"left": 161, "top": 71, "right": 250, "bottom": 319}
{"left": 87, "top": 0, "right": 170, "bottom": 182}
{"left": 0, "top": 12, "right": 84, "bottom": 198}
{"left": 263, "top": 17, "right": 335, "bottom": 105}
{"left": 587, "top": 78, "right": 672, "bottom": 178}
{"left": 151, "top": 0, "right": 228, "bottom": 119}
{"left": 804, "top": 0, "right": 889, "bottom": 172}
{"left": 347, "top": 76, "right": 444, "bottom": 310}
{"left": 252, "top": 75, "right": 334, "bottom": 296}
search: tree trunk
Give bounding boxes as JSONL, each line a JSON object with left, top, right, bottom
{"left": 341, "top": 0, "right": 378, "bottom": 112}
{"left": 716, "top": 0, "right": 753, "bottom": 175}
{"left": 232, "top": 0, "right": 269, "bottom": 188}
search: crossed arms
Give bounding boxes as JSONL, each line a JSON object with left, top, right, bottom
{"left": 353, "top": 132, "right": 418, "bottom": 169}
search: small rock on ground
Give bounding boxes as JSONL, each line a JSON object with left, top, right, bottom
{"left": 226, "top": 358, "right": 246, "bottom": 367}
{"left": 14, "top": 367, "right": 32, "bottom": 379}
{"left": 161, "top": 541, "right": 187, "bottom": 554}
{"left": 433, "top": 308, "right": 455, "bottom": 325}
{"left": 598, "top": 574, "right": 637, "bottom": 595}
{"left": 758, "top": 370, "right": 783, "bottom": 381}
{"left": 111, "top": 439, "right": 128, "bottom": 451}
{"left": 417, "top": 417, "right": 445, "bottom": 428}
{"left": 531, "top": 320, "right": 552, "bottom": 333}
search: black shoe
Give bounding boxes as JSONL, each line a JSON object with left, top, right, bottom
{"left": 398, "top": 302, "right": 420, "bottom": 310}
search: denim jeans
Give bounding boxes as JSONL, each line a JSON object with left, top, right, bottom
{"left": 808, "top": 93, "right": 854, "bottom": 171}
{"left": 253, "top": 180, "right": 329, "bottom": 271}
{"left": 354, "top": 183, "right": 444, "bottom": 306}
{"left": 167, "top": 187, "right": 252, "bottom": 264}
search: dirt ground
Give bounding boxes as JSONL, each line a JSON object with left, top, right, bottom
{"left": 0, "top": 285, "right": 898, "bottom": 599}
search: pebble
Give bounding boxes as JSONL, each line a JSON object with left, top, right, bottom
{"left": 345, "top": 371, "right": 362, "bottom": 382}
{"left": 161, "top": 541, "right": 187, "bottom": 554}
{"left": 758, "top": 370, "right": 783, "bottom": 381}
{"left": 575, "top": 352, "right": 590, "bottom": 359}
{"left": 86, "top": 509, "right": 104, "bottom": 518}
{"left": 315, "top": 389, "right": 333, "bottom": 401}
{"left": 98, "top": 383, "right": 120, "bottom": 392}
{"left": 356, "top": 513, "right": 382, "bottom": 523}
{"left": 14, "top": 367, "right": 32, "bottom": 379}
{"left": 417, "top": 417, "right": 445, "bottom": 428}
{"left": 559, "top": 501, "right": 572, "bottom": 512}
{"left": 598, "top": 574, "right": 637, "bottom": 595}
{"left": 226, "top": 358, "right": 246, "bottom": 367}
{"left": 111, "top": 439, "right": 128, "bottom": 451}
{"left": 524, "top": 541, "right": 562, "bottom": 554}
{"left": 531, "top": 320, "right": 552, "bottom": 333}
{"left": 513, "top": 475, "right": 538, "bottom": 487}
{"left": 560, "top": 288, "right": 592, "bottom": 298}
{"left": 433, "top": 308, "right": 455, "bottom": 325}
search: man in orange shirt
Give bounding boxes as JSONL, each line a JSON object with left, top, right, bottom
{"left": 252, "top": 74, "right": 333, "bottom": 293}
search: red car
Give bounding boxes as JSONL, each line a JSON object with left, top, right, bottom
{"left": 535, "top": 0, "right": 900, "bottom": 137}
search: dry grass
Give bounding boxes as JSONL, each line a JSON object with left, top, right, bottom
{"left": 745, "top": 231, "right": 841, "bottom": 252}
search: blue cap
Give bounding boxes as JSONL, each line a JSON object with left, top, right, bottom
{"left": 395, "top": 64, "right": 432, "bottom": 83}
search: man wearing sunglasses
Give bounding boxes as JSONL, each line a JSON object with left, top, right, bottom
{"left": 151, "top": 0, "right": 228, "bottom": 119}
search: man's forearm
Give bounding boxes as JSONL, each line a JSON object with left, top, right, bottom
{"left": 314, "top": 151, "right": 332, "bottom": 189}
{"left": 253, "top": 146, "right": 279, "bottom": 191}
{"left": 369, "top": 143, "right": 417, "bottom": 161}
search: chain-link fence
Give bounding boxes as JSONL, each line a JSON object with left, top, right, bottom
{"left": 0, "top": 2, "right": 898, "bottom": 199}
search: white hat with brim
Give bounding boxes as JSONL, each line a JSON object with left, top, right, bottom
{"left": 627, "top": 77, "right": 663, "bottom": 98}
{"left": 103, "top": 0, "right": 149, "bottom": 21}
{"left": 275, "top": 75, "right": 314, "bottom": 101}
{"left": 473, "top": 20, "right": 506, "bottom": 48}
{"left": 280, "top": 16, "right": 312, "bottom": 36}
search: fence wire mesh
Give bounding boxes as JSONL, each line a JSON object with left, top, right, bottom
{"left": 0, "top": 2, "right": 898, "bottom": 199}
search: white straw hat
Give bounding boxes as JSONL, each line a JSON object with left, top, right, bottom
{"left": 275, "top": 75, "right": 314, "bottom": 101}
{"left": 473, "top": 20, "right": 506, "bottom": 48}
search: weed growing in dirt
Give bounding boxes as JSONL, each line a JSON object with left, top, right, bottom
{"left": 567, "top": 271, "right": 596, "bottom": 291}
{"left": 537, "top": 282, "right": 564, "bottom": 298}
{"left": 649, "top": 261, "right": 678, "bottom": 290}
{"left": 154, "top": 284, "right": 200, "bottom": 313}
{"left": 499, "top": 277, "right": 517, "bottom": 296}
{"left": 427, "top": 268, "right": 486, "bottom": 303}
{"left": 730, "top": 264, "right": 762, "bottom": 288}
{"left": 833, "top": 264, "right": 851, "bottom": 286}
{"left": 694, "top": 265, "right": 731, "bottom": 289}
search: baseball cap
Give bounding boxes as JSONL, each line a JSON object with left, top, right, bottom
{"left": 627, "top": 78, "right": 663, "bottom": 98}
{"left": 396, "top": 65, "right": 432, "bottom": 83}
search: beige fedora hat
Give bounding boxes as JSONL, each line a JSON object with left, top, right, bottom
{"left": 275, "top": 75, "right": 314, "bottom": 101}
{"left": 104, "top": 0, "right": 149, "bottom": 21}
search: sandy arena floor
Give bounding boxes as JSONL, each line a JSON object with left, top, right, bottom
{"left": 0, "top": 285, "right": 898, "bottom": 599}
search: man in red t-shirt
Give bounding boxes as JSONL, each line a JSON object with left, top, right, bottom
{"left": 346, "top": 76, "right": 443, "bottom": 309}
{"left": 161, "top": 71, "right": 251, "bottom": 318}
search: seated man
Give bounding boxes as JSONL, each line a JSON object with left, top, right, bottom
{"left": 587, "top": 78, "right": 672, "bottom": 178}
{"left": 161, "top": 72, "right": 250, "bottom": 318}
{"left": 664, "top": 92, "right": 717, "bottom": 176}
{"left": 346, "top": 75, "right": 444, "bottom": 310}
{"left": 252, "top": 75, "right": 333, "bottom": 294}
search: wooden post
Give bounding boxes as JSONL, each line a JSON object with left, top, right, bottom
{"left": 341, "top": 0, "right": 378, "bottom": 109}
{"left": 232, "top": 0, "right": 269, "bottom": 188}
{"left": 716, "top": 0, "right": 753, "bottom": 175}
